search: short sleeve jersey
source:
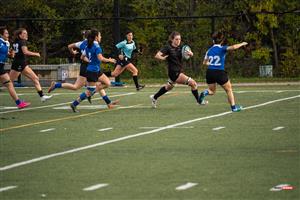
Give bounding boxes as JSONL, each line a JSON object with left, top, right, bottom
{"left": 0, "top": 38, "right": 9, "bottom": 63}
{"left": 82, "top": 41, "right": 103, "bottom": 72}
{"left": 75, "top": 39, "right": 88, "bottom": 54}
{"left": 204, "top": 44, "right": 228, "bottom": 71}
{"left": 115, "top": 40, "right": 136, "bottom": 59}
{"left": 12, "top": 39, "right": 27, "bottom": 63}
{"left": 160, "top": 43, "right": 183, "bottom": 73}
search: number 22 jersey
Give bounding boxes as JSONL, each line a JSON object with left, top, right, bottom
{"left": 204, "top": 44, "right": 228, "bottom": 71}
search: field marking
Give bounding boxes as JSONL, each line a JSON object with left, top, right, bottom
{"left": 53, "top": 105, "right": 109, "bottom": 110}
{"left": 0, "top": 104, "right": 141, "bottom": 132}
{"left": 0, "top": 186, "right": 17, "bottom": 192}
{"left": 212, "top": 126, "right": 225, "bottom": 131}
{"left": 175, "top": 182, "right": 198, "bottom": 191}
{"left": 0, "top": 92, "right": 135, "bottom": 114}
{"left": 139, "top": 126, "right": 194, "bottom": 129}
{"left": 83, "top": 183, "right": 109, "bottom": 191}
{"left": 40, "top": 128, "right": 56, "bottom": 133}
{"left": 98, "top": 127, "right": 113, "bottom": 132}
{"left": 272, "top": 126, "right": 285, "bottom": 131}
{"left": 0, "top": 95, "right": 299, "bottom": 171}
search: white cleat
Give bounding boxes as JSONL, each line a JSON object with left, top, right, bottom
{"left": 41, "top": 95, "right": 53, "bottom": 102}
{"left": 199, "top": 100, "right": 208, "bottom": 105}
{"left": 150, "top": 95, "right": 157, "bottom": 108}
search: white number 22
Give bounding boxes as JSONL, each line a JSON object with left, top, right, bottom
{"left": 208, "top": 56, "right": 221, "bottom": 66}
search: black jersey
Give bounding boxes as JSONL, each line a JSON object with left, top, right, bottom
{"left": 12, "top": 39, "right": 27, "bottom": 63}
{"left": 160, "top": 43, "right": 183, "bottom": 73}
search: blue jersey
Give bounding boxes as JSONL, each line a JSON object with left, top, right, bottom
{"left": 0, "top": 38, "right": 9, "bottom": 63}
{"left": 204, "top": 44, "right": 228, "bottom": 70}
{"left": 82, "top": 42, "right": 103, "bottom": 72}
{"left": 116, "top": 40, "right": 136, "bottom": 59}
{"left": 75, "top": 39, "right": 88, "bottom": 54}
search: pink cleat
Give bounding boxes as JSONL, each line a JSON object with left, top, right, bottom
{"left": 17, "top": 101, "right": 31, "bottom": 109}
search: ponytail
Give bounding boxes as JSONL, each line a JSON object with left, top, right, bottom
{"left": 87, "top": 29, "right": 99, "bottom": 48}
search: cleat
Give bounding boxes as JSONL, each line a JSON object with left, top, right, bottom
{"left": 232, "top": 105, "right": 243, "bottom": 112}
{"left": 136, "top": 84, "right": 145, "bottom": 91}
{"left": 70, "top": 103, "right": 78, "bottom": 113}
{"left": 41, "top": 95, "right": 53, "bottom": 102}
{"left": 48, "top": 81, "right": 56, "bottom": 93}
{"left": 17, "top": 101, "right": 31, "bottom": 109}
{"left": 150, "top": 95, "right": 157, "bottom": 108}
{"left": 198, "top": 92, "right": 205, "bottom": 104}
{"left": 199, "top": 100, "right": 208, "bottom": 105}
{"left": 87, "top": 96, "right": 92, "bottom": 104}
{"left": 107, "top": 99, "right": 120, "bottom": 109}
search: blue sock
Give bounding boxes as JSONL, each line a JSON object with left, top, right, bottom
{"left": 79, "top": 92, "right": 87, "bottom": 101}
{"left": 55, "top": 82, "right": 62, "bottom": 88}
{"left": 231, "top": 105, "right": 236, "bottom": 110}
{"left": 203, "top": 89, "right": 209, "bottom": 96}
{"left": 72, "top": 100, "right": 80, "bottom": 107}
{"left": 15, "top": 99, "right": 21, "bottom": 105}
{"left": 102, "top": 95, "right": 111, "bottom": 105}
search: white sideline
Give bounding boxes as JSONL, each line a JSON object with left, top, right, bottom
{"left": 0, "top": 95, "right": 299, "bottom": 171}
{"left": 0, "top": 92, "right": 135, "bottom": 114}
{"left": 273, "top": 126, "right": 285, "bottom": 131}
{"left": 212, "top": 126, "right": 225, "bottom": 131}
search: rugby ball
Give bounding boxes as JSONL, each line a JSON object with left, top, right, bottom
{"left": 182, "top": 45, "right": 192, "bottom": 60}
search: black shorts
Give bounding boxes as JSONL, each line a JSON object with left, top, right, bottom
{"left": 168, "top": 70, "right": 181, "bottom": 82}
{"left": 0, "top": 63, "right": 6, "bottom": 75}
{"left": 79, "top": 62, "right": 88, "bottom": 77}
{"left": 116, "top": 57, "right": 131, "bottom": 67}
{"left": 86, "top": 70, "right": 101, "bottom": 82}
{"left": 206, "top": 69, "right": 229, "bottom": 85}
{"left": 11, "top": 60, "right": 28, "bottom": 72}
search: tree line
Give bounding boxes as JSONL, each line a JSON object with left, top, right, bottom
{"left": 0, "top": 0, "right": 299, "bottom": 78}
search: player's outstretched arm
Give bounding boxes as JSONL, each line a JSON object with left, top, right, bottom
{"left": 227, "top": 42, "right": 248, "bottom": 51}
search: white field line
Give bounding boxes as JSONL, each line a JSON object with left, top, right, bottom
{"left": 175, "top": 182, "right": 198, "bottom": 191}
{"left": 83, "top": 183, "right": 109, "bottom": 191}
{"left": 139, "top": 126, "right": 194, "bottom": 129}
{"left": 0, "top": 95, "right": 299, "bottom": 172}
{"left": 272, "top": 126, "right": 285, "bottom": 131}
{"left": 0, "top": 186, "right": 17, "bottom": 192}
{"left": 212, "top": 126, "right": 225, "bottom": 131}
{"left": 40, "top": 128, "right": 56, "bottom": 133}
{"left": 98, "top": 127, "right": 113, "bottom": 132}
{"left": 0, "top": 92, "right": 135, "bottom": 114}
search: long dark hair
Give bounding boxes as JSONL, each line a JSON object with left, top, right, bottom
{"left": 168, "top": 31, "right": 181, "bottom": 44}
{"left": 0, "top": 26, "right": 7, "bottom": 36}
{"left": 13, "top": 28, "right": 26, "bottom": 41}
{"left": 212, "top": 31, "right": 225, "bottom": 44}
{"left": 87, "top": 29, "right": 99, "bottom": 48}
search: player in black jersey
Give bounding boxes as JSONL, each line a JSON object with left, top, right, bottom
{"left": 9, "top": 28, "right": 52, "bottom": 102}
{"left": 150, "top": 31, "right": 200, "bottom": 108}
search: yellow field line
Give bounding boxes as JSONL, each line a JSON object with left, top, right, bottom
{"left": 0, "top": 105, "right": 140, "bottom": 132}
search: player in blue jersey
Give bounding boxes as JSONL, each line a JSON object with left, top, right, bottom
{"left": 9, "top": 28, "right": 52, "bottom": 102}
{"left": 48, "top": 30, "right": 90, "bottom": 94}
{"left": 70, "top": 29, "right": 117, "bottom": 112}
{"left": 150, "top": 31, "right": 199, "bottom": 108}
{"left": 106, "top": 31, "right": 144, "bottom": 91}
{"left": 0, "top": 27, "right": 30, "bottom": 109}
{"left": 199, "top": 31, "right": 248, "bottom": 112}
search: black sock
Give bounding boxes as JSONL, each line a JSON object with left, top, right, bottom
{"left": 37, "top": 90, "right": 44, "bottom": 97}
{"left": 133, "top": 76, "right": 140, "bottom": 88}
{"left": 154, "top": 86, "right": 168, "bottom": 99}
{"left": 191, "top": 89, "right": 199, "bottom": 102}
